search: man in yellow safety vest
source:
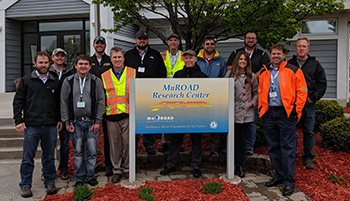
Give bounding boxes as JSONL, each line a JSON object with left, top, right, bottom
{"left": 101, "top": 46, "right": 136, "bottom": 183}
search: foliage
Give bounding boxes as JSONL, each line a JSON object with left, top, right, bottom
{"left": 346, "top": 100, "right": 350, "bottom": 108}
{"left": 315, "top": 100, "right": 344, "bottom": 132}
{"left": 255, "top": 117, "right": 266, "bottom": 147}
{"left": 320, "top": 117, "right": 350, "bottom": 152}
{"left": 73, "top": 184, "right": 94, "bottom": 201}
{"left": 94, "top": 0, "right": 344, "bottom": 51}
{"left": 203, "top": 181, "right": 223, "bottom": 195}
{"left": 326, "top": 173, "right": 346, "bottom": 184}
{"left": 139, "top": 186, "right": 154, "bottom": 201}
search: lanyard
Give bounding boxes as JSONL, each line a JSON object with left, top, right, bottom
{"left": 79, "top": 77, "right": 86, "bottom": 101}
{"left": 270, "top": 70, "right": 279, "bottom": 85}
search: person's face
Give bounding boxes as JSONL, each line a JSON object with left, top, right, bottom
{"left": 34, "top": 55, "right": 50, "bottom": 75}
{"left": 93, "top": 41, "right": 106, "bottom": 54}
{"left": 184, "top": 54, "right": 197, "bottom": 67}
{"left": 111, "top": 51, "right": 125, "bottom": 70}
{"left": 167, "top": 37, "right": 180, "bottom": 50}
{"left": 203, "top": 39, "right": 216, "bottom": 54}
{"left": 238, "top": 54, "right": 248, "bottom": 69}
{"left": 136, "top": 37, "right": 149, "bottom": 50}
{"left": 75, "top": 59, "right": 91, "bottom": 76}
{"left": 295, "top": 39, "right": 309, "bottom": 59}
{"left": 52, "top": 52, "right": 66, "bottom": 65}
{"left": 244, "top": 32, "right": 258, "bottom": 49}
{"left": 270, "top": 48, "right": 286, "bottom": 66}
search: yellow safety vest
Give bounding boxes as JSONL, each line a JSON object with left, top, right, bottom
{"left": 160, "top": 50, "right": 184, "bottom": 78}
{"left": 101, "top": 67, "right": 136, "bottom": 115}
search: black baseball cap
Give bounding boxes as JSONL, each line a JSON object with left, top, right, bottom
{"left": 135, "top": 30, "right": 148, "bottom": 39}
{"left": 93, "top": 36, "right": 106, "bottom": 44}
{"left": 167, "top": 33, "right": 179, "bottom": 40}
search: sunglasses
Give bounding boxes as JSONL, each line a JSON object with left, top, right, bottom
{"left": 205, "top": 43, "right": 215, "bottom": 46}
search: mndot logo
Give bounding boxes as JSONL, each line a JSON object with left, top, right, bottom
{"left": 146, "top": 115, "right": 175, "bottom": 122}
{"left": 210, "top": 121, "right": 218, "bottom": 129}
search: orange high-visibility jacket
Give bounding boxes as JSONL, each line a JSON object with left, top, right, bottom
{"left": 258, "top": 60, "right": 308, "bottom": 122}
{"left": 101, "top": 67, "right": 136, "bottom": 115}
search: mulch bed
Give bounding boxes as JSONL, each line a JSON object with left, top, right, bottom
{"left": 48, "top": 127, "right": 350, "bottom": 200}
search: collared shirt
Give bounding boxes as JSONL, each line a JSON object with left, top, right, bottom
{"left": 35, "top": 70, "right": 49, "bottom": 84}
{"left": 169, "top": 50, "right": 180, "bottom": 69}
{"left": 268, "top": 64, "right": 283, "bottom": 106}
{"left": 49, "top": 64, "right": 63, "bottom": 80}
{"left": 112, "top": 66, "right": 125, "bottom": 80}
{"left": 138, "top": 46, "right": 149, "bottom": 63}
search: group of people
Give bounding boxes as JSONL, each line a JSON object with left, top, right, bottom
{"left": 13, "top": 30, "right": 327, "bottom": 198}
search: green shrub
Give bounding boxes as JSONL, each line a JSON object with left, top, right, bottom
{"left": 73, "top": 184, "right": 94, "bottom": 201}
{"left": 203, "top": 181, "right": 223, "bottom": 195}
{"left": 315, "top": 100, "right": 344, "bottom": 132}
{"left": 139, "top": 186, "right": 154, "bottom": 201}
{"left": 254, "top": 117, "right": 267, "bottom": 147}
{"left": 320, "top": 117, "right": 350, "bottom": 152}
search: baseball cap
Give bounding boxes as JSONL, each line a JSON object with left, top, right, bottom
{"left": 52, "top": 48, "right": 67, "bottom": 56}
{"left": 135, "top": 30, "right": 148, "bottom": 39}
{"left": 167, "top": 33, "right": 179, "bottom": 40}
{"left": 183, "top": 50, "right": 196, "bottom": 57}
{"left": 93, "top": 36, "right": 106, "bottom": 44}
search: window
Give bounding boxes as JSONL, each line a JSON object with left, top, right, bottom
{"left": 301, "top": 19, "right": 337, "bottom": 34}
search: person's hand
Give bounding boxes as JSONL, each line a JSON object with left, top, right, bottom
{"left": 91, "top": 124, "right": 100, "bottom": 134}
{"left": 57, "top": 122, "right": 63, "bottom": 132}
{"left": 66, "top": 125, "right": 75, "bottom": 133}
{"left": 249, "top": 103, "right": 253, "bottom": 108}
{"left": 307, "top": 97, "right": 314, "bottom": 103}
{"left": 15, "top": 123, "right": 26, "bottom": 134}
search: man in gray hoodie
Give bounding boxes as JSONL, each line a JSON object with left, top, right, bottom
{"left": 61, "top": 54, "right": 105, "bottom": 187}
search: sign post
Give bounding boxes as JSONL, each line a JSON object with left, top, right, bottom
{"left": 129, "top": 78, "right": 235, "bottom": 181}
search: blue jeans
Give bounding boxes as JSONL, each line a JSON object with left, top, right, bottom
{"left": 300, "top": 102, "right": 316, "bottom": 162}
{"left": 20, "top": 126, "right": 57, "bottom": 188}
{"left": 246, "top": 105, "right": 258, "bottom": 150}
{"left": 58, "top": 129, "right": 70, "bottom": 173}
{"left": 70, "top": 121, "right": 99, "bottom": 182}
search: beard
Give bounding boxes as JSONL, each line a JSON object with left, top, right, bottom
{"left": 244, "top": 41, "right": 257, "bottom": 49}
{"left": 137, "top": 44, "right": 148, "bottom": 50}
{"left": 36, "top": 67, "right": 48, "bottom": 75}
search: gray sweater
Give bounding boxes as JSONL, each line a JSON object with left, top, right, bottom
{"left": 61, "top": 73, "right": 105, "bottom": 125}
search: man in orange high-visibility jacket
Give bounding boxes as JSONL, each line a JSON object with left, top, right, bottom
{"left": 159, "top": 33, "right": 185, "bottom": 152}
{"left": 101, "top": 46, "right": 136, "bottom": 183}
{"left": 258, "top": 43, "right": 307, "bottom": 197}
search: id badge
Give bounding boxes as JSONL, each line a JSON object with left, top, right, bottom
{"left": 269, "top": 91, "right": 278, "bottom": 98}
{"left": 138, "top": 67, "right": 145, "bottom": 73}
{"left": 77, "top": 101, "right": 86, "bottom": 108}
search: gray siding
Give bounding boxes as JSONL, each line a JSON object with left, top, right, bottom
{"left": 113, "top": 39, "right": 135, "bottom": 52}
{"left": 6, "top": 19, "right": 21, "bottom": 92}
{"left": 6, "top": 0, "right": 89, "bottom": 19}
{"left": 114, "top": 23, "right": 139, "bottom": 39}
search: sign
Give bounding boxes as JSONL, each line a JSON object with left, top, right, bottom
{"left": 133, "top": 78, "right": 229, "bottom": 134}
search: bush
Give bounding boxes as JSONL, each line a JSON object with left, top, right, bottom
{"left": 254, "top": 117, "right": 267, "bottom": 147}
{"left": 73, "top": 184, "right": 94, "bottom": 201}
{"left": 139, "top": 186, "right": 154, "bottom": 201}
{"left": 203, "top": 181, "right": 223, "bottom": 195}
{"left": 320, "top": 117, "right": 350, "bottom": 152}
{"left": 315, "top": 100, "right": 344, "bottom": 132}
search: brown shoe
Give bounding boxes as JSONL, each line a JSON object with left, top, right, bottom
{"left": 111, "top": 174, "right": 122, "bottom": 183}
{"left": 20, "top": 187, "right": 33, "bottom": 198}
{"left": 305, "top": 161, "right": 314, "bottom": 170}
{"left": 41, "top": 174, "right": 44, "bottom": 181}
{"left": 61, "top": 172, "right": 69, "bottom": 180}
{"left": 46, "top": 184, "right": 57, "bottom": 195}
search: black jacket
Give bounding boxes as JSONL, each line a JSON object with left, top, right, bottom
{"left": 288, "top": 55, "right": 327, "bottom": 102}
{"left": 173, "top": 64, "right": 208, "bottom": 78}
{"left": 90, "top": 54, "right": 112, "bottom": 78}
{"left": 124, "top": 46, "right": 167, "bottom": 78}
{"left": 227, "top": 47, "right": 270, "bottom": 73}
{"left": 49, "top": 64, "right": 74, "bottom": 84}
{"left": 13, "top": 71, "right": 61, "bottom": 126}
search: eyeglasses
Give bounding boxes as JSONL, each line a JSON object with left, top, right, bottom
{"left": 205, "top": 43, "right": 215, "bottom": 46}
{"left": 245, "top": 37, "right": 257, "bottom": 40}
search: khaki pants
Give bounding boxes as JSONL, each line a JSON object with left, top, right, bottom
{"left": 106, "top": 118, "right": 129, "bottom": 175}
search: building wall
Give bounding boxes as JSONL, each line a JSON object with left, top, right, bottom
{"left": 5, "top": 18, "right": 20, "bottom": 92}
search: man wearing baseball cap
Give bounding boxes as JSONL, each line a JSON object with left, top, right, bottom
{"left": 160, "top": 49, "right": 207, "bottom": 178}
{"left": 89, "top": 36, "right": 113, "bottom": 176}
{"left": 49, "top": 48, "right": 74, "bottom": 181}
{"left": 124, "top": 30, "right": 167, "bottom": 155}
